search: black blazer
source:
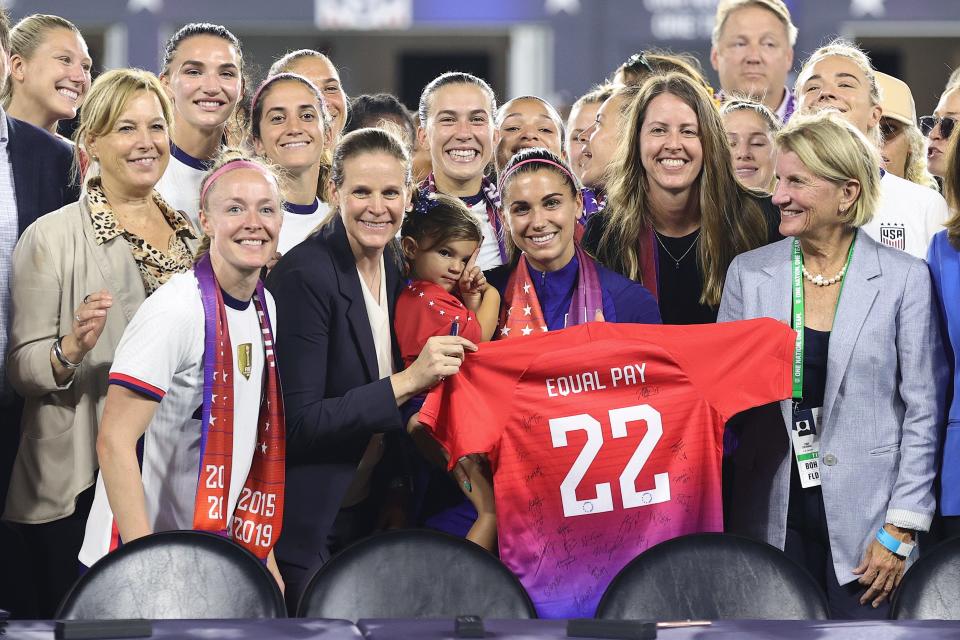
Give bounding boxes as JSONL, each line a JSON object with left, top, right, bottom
{"left": 266, "top": 215, "right": 405, "bottom": 573}
{"left": 0, "top": 116, "right": 79, "bottom": 511}
{"left": 8, "top": 115, "right": 79, "bottom": 234}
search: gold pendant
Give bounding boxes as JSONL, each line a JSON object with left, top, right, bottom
{"left": 237, "top": 343, "right": 252, "bottom": 380}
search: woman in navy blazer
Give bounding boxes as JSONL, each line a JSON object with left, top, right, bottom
{"left": 928, "top": 131, "right": 960, "bottom": 538}
{"left": 266, "top": 127, "right": 476, "bottom": 606}
{"left": 719, "top": 112, "right": 946, "bottom": 619}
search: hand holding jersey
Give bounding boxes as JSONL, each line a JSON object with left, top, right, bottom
{"left": 392, "top": 335, "right": 478, "bottom": 403}
{"left": 420, "top": 320, "right": 796, "bottom": 617}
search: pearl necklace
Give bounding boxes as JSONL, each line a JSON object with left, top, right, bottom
{"left": 801, "top": 261, "right": 848, "bottom": 287}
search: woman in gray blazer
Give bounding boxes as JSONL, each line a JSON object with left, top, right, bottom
{"left": 5, "top": 68, "right": 196, "bottom": 616}
{"left": 718, "top": 111, "right": 947, "bottom": 618}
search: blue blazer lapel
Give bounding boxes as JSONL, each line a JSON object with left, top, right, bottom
{"left": 328, "top": 216, "right": 379, "bottom": 382}
{"left": 8, "top": 116, "right": 39, "bottom": 235}
{"left": 823, "top": 230, "right": 880, "bottom": 426}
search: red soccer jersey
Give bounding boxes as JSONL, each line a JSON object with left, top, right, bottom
{"left": 420, "top": 319, "right": 795, "bottom": 618}
{"left": 395, "top": 280, "right": 483, "bottom": 368}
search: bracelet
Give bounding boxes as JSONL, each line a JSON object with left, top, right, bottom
{"left": 53, "top": 336, "right": 82, "bottom": 370}
{"left": 876, "top": 526, "right": 915, "bottom": 558}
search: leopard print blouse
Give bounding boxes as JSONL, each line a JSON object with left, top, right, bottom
{"left": 88, "top": 180, "right": 197, "bottom": 296}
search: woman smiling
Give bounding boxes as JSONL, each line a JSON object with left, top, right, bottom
{"left": 266, "top": 127, "right": 476, "bottom": 605}
{"left": 719, "top": 111, "right": 945, "bottom": 618}
{"left": 6, "top": 68, "right": 195, "bottom": 617}
{"left": 584, "top": 73, "right": 776, "bottom": 325}
{"left": 251, "top": 72, "right": 331, "bottom": 255}
{"left": 83, "top": 151, "right": 286, "bottom": 591}
{"left": 155, "top": 23, "right": 244, "bottom": 229}
{"left": 2, "top": 14, "right": 91, "bottom": 137}
{"left": 489, "top": 147, "right": 660, "bottom": 332}
{"left": 417, "top": 72, "right": 504, "bottom": 270}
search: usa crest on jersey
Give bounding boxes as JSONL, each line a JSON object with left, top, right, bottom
{"left": 879, "top": 223, "right": 905, "bottom": 251}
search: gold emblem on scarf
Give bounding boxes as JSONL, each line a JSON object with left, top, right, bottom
{"left": 237, "top": 343, "right": 252, "bottom": 379}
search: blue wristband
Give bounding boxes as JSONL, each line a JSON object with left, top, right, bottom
{"left": 876, "top": 526, "right": 914, "bottom": 558}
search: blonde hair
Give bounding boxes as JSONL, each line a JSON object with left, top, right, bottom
{"left": 712, "top": 0, "right": 797, "bottom": 47}
{"left": 597, "top": 72, "right": 769, "bottom": 307}
{"left": 194, "top": 149, "right": 282, "bottom": 262}
{"left": 1, "top": 14, "right": 84, "bottom": 107}
{"left": 901, "top": 124, "right": 940, "bottom": 191}
{"left": 776, "top": 110, "right": 881, "bottom": 228}
{"left": 795, "top": 39, "right": 882, "bottom": 147}
{"left": 720, "top": 95, "right": 780, "bottom": 134}
{"left": 74, "top": 68, "right": 173, "bottom": 187}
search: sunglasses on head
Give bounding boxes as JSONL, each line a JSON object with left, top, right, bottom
{"left": 919, "top": 115, "right": 957, "bottom": 139}
{"left": 623, "top": 52, "right": 653, "bottom": 74}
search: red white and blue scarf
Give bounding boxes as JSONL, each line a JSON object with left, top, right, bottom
{"left": 193, "top": 254, "right": 285, "bottom": 561}
{"left": 498, "top": 245, "right": 603, "bottom": 338}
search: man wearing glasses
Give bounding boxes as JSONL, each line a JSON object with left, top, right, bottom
{"left": 923, "top": 83, "right": 960, "bottom": 180}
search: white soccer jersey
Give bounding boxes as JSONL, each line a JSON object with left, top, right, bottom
{"left": 79, "top": 271, "right": 276, "bottom": 568}
{"left": 154, "top": 144, "right": 209, "bottom": 232}
{"left": 277, "top": 198, "right": 329, "bottom": 255}
{"left": 466, "top": 198, "right": 504, "bottom": 270}
{"left": 862, "top": 171, "right": 947, "bottom": 259}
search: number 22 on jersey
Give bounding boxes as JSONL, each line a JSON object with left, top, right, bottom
{"left": 550, "top": 404, "right": 670, "bottom": 518}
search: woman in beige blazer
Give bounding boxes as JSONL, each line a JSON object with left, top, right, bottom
{"left": 5, "top": 68, "right": 197, "bottom": 616}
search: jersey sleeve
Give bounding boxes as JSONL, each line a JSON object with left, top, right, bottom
{"left": 663, "top": 318, "right": 795, "bottom": 421}
{"left": 395, "top": 283, "right": 480, "bottom": 368}
{"left": 419, "top": 332, "right": 548, "bottom": 468}
{"left": 108, "top": 275, "right": 200, "bottom": 401}
{"left": 394, "top": 288, "right": 431, "bottom": 368}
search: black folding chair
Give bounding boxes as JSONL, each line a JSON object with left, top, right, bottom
{"left": 297, "top": 529, "right": 535, "bottom": 620}
{"left": 891, "top": 536, "right": 960, "bottom": 619}
{"left": 596, "top": 532, "right": 829, "bottom": 620}
{"left": 57, "top": 530, "right": 285, "bottom": 619}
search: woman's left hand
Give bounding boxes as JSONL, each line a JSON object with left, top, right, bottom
{"left": 852, "top": 524, "right": 911, "bottom": 607}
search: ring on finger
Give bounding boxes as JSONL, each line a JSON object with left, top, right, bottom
{"left": 83, "top": 294, "right": 91, "bottom": 304}
{"left": 74, "top": 314, "right": 82, "bottom": 323}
